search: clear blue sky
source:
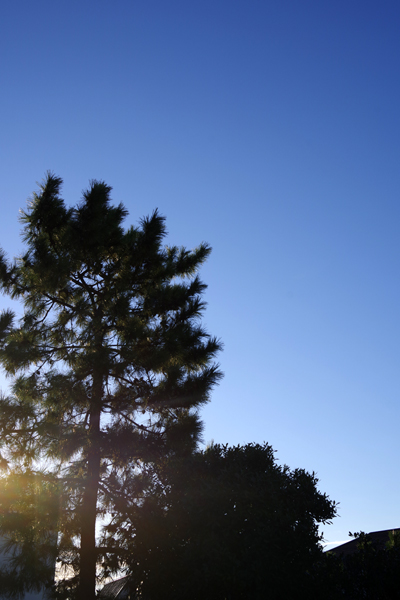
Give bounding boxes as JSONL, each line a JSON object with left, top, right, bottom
{"left": 1, "top": 0, "right": 400, "bottom": 547}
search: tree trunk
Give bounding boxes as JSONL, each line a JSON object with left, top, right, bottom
{"left": 78, "top": 381, "right": 102, "bottom": 600}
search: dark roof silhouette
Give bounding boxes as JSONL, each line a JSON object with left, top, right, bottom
{"left": 328, "top": 528, "right": 400, "bottom": 557}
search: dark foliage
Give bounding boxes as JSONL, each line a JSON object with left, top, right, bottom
{"left": 119, "top": 442, "right": 337, "bottom": 600}
{"left": 320, "top": 531, "right": 400, "bottom": 600}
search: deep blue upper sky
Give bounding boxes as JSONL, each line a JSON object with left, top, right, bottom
{"left": 1, "top": 0, "right": 400, "bottom": 547}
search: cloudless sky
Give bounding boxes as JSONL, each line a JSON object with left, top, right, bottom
{"left": 1, "top": 0, "right": 400, "bottom": 548}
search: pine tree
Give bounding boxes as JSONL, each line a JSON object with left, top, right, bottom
{"left": 0, "top": 173, "right": 222, "bottom": 600}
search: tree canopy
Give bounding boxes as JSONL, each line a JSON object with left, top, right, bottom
{"left": 321, "top": 531, "right": 400, "bottom": 600}
{"left": 121, "top": 442, "right": 337, "bottom": 600}
{"left": 0, "top": 173, "right": 222, "bottom": 599}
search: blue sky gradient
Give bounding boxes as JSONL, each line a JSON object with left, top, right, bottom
{"left": 1, "top": 0, "right": 400, "bottom": 546}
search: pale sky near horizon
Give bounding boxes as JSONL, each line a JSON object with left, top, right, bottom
{"left": 1, "top": 0, "right": 400, "bottom": 548}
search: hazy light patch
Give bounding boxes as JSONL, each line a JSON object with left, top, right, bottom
{"left": 322, "top": 540, "right": 349, "bottom": 549}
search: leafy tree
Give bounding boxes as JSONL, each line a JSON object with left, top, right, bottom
{"left": 321, "top": 531, "right": 400, "bottom": 600}
{"left": 0, "top": 173, "right": 222, "bottom": 600}
{"left": 0, "top": 470, "right": 59, "bottom": 599}
{"left": 119, "top": 442, "right": 337, "bottom": 600}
